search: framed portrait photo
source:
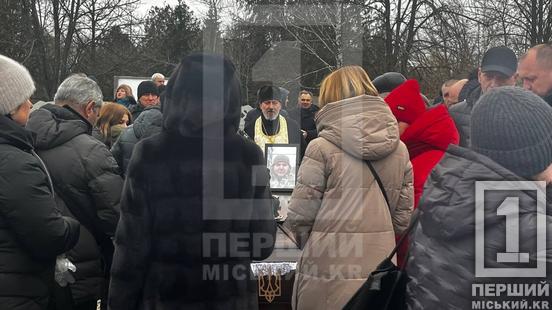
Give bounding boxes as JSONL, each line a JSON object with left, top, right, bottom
{"left": 265, "top": 144, "right": 299, "bottom": 192}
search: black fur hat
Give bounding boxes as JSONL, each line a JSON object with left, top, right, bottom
{"left": 257, "top": 86, "right": 282, "bottom": 105}
{"left": 162, "top": 53, "right": 242, "bottom": 135}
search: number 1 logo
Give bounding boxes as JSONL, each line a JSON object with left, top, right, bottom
{"left": 475, "top": 181, "right": 547, "bottom": 278}
{"left": 496, "top": 197, "right": 530, "bottom": 263}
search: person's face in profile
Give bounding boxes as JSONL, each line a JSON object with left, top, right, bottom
{"left": 272, "top": 160, "right": 290, "bottom": 177}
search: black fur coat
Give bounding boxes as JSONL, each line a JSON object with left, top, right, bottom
{"left": 108, "top": 130, "right": 276, "bottom": 310}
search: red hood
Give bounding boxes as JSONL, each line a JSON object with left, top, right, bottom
{"left": 401, "top": 105, "right": 459, "bottom": 158}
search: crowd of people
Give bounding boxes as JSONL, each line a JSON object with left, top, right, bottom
{"left": 0, "top": 43, "right": 551, "bottom": 310}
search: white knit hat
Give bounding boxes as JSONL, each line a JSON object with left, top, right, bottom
{"left": 0, "top": 55, "right": 35, "bottom": 115}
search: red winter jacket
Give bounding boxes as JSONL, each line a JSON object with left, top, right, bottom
{"left": 401, "top": 104, "right": 459, "bottom": 208}
{"left": 396, "top": 104, "right": 459, "bottom": 266}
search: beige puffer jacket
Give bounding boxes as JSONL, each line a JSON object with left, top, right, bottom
{"left": 285, "top": 94, "right": 413, "bottom": 310}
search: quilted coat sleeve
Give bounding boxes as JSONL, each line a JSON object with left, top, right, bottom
{"left": 110, "top": 128, "right": 138, "bottom": 174}
{"left": 0, "top": 152, "right": 80, "bottom": 259}
{"left": 85, "top": 141, "right": 123, "bottom": 237}
{"left": 285, "top": 142, "right": 327, "bottom": 248}
{"left": 306, "top": 128, "right": 318, "bottom": 142}
{"left": 108, "top": 144, "right": 151, "bottom": 310}
{"left": 393, "top": 157, "right": 414, "bottom": 235}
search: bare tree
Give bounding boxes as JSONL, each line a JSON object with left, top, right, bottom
{"left": 24, "top": 0, "right": 138, "bottom": 97}
{"left": 408, "top": 0, "right": 481, "bottom": 96}
{"left": 78, "top": 0, "right": 139, "bottom": 72}
{"left": 363, "top": 0, "right": 446, "bottom": 73}
{"left": 512, "top": 0, "right": 552, "bottom": 45}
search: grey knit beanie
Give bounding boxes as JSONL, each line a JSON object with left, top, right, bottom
{"left": 471, "top": 86, "right": 552, "bottom": 178}
{"left": 0, "top": 55, "right": 35, "bottom": 115}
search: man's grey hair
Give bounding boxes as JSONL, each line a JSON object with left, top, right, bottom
{"left": 54, "top": 75, "right": 103, "bottom": 108}
{"left": 151, "top": 73, "right": 165, "bottom": 80}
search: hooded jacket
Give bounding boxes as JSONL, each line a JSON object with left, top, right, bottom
{"left": 285, "top": 95, "right": 414, "bottom": 310}
{"left": 385, "top": 81, "right": 460, "bottom": 266}
{"left": 385, "top": 80, "right": 460, "bottom": 207}
{"left": 406, "top": 145, "right": 552, "bottom": 309}
{"left": 110, "top": 106, "right": 162, "bottom": 173}
{"left": 401, "top": 105, "right": 459, "bottom": 207}
{"left": 0, "top": 115, "right": 80, "bottom": 310}
{"left": 109, "top": 53, "right": 276, "bottom": 310}
{"left": 26, "top": 104, "right": 123, "bottom": 305}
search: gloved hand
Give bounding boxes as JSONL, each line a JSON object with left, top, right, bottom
{"left": 55, "top": 254, "right": 76, "bottom": 287}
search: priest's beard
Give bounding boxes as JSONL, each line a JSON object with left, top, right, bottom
{"left": 262, "top": 111, "right": 279, "bottom": 121}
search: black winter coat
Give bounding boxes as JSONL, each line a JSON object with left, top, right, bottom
{"left": 111, "top": 106, "right": 162, "bottom": 173}
{"left": 406, "top": 145, "right": 552, "bottom": 310}
{"left": 26, "top": 104, "right": 123, "bottom": 305}
{"left": 108, "top": 131, "right": 277, "bottom": 310}
{"left": 288, "top": 104, "right": 320, "bottom": 144}
{"left": 0, "top": 115, "right": 80, "bottom": 310}
{"left": 449, "top": 85, "right": 481, "bottom": 147}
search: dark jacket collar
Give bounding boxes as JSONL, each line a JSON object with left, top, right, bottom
{"left": 465, "top": 85, "right": 482, "bottom": 106}
{"left": 0, "top": 115, "right": 35, "bottom": 151}
{"left": 297, "top": 104, "right": 320, "bottom": 116}
{"left": 61, "top": 105, "right": 93, "bottom": 131}
{"left": 26, "top": 104, "right": 91, "bottom": 150}
{"left": 543, "top": 91, "right": 552, "bottom": 107}
{"left": 130, "top": 103, "right": 145, "bottom": 114}
{"left": 306, "top": 104, "right": 320, "bottom": 112}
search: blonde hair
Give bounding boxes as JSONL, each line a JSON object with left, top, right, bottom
{"left": 319, "top": 66, "right": 378, "bottom": 107}
{"left": 151, "top": 73, "right": 165, "bottom": 81}
{"left": 96, "top": 102, "right": 132, "bottom": 141}
{"left": 116, "top": 84, "right": 133, "bottom": 98}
